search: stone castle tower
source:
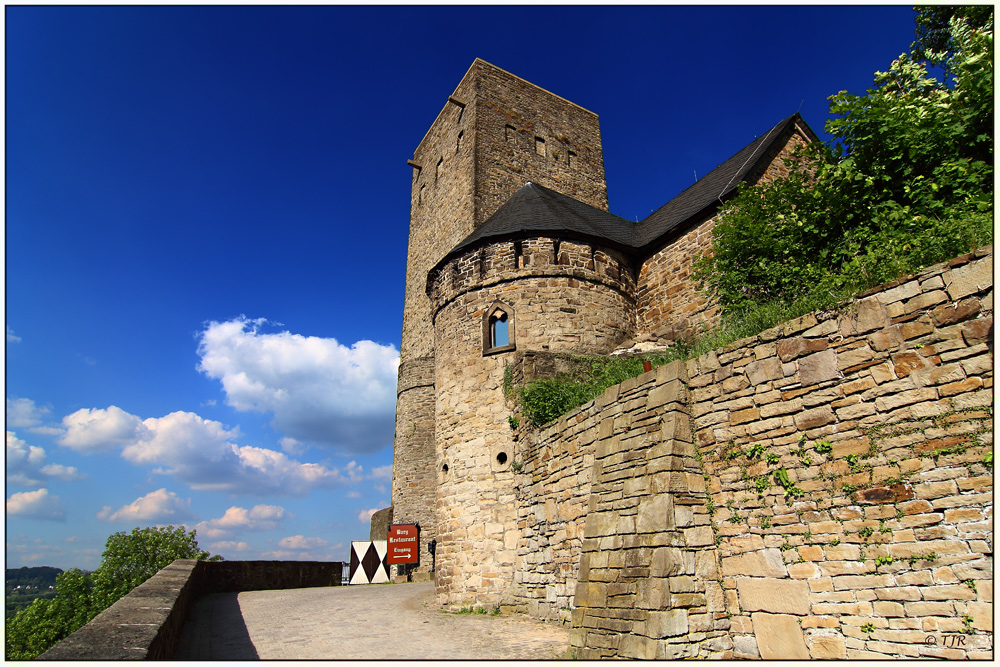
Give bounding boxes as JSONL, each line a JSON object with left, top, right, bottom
{"left": 391, "top": 59, "right": 611, "bottom": 584}
{"left": 389, "top": 58, "right": 821, "bottom": 609}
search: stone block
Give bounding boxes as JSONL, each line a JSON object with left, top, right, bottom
{"left": 737, "top": 578, "right": 810, "bottom": 615}
{"left": 794, "top": 405, "right": 835, "bottom": 430}
{"left": 943, "top": 255, "right": 992, "bottom": 300}
{"left": 746, "top": 357, "right": 783, "bottom": 385}
{"left": 648, "top": 379, "right": 687, "bottom": 409}
{"left": 732, "top": 634, "right": 760, "bottom": 658}
{"left": 618, "top": 634, "right": 658, "bottom": 659}
{"left": 960, "top": 317, "right": 992, "bottom": 346}
{"left": 683, "top": 526, "right": 714, "bottom": 547}
{"left": 752, "top": 612, "right": 810, "bottom": 660}
{"left": 840, "top": 297, "right": 889, "bottom": 335}
{"left": 659, "top": 413, "right": 692, "bottom": 444}
{"left": 967, "top": 601, "right": 992, "bottom": 632}
{"left": 809, "top": 634, "right": 847, "bottom": 659}
{"left": 875, "top": 280, "right": 921, "bottom": 305}
{"left": 646, "top": 608, "right": 689, "bottom": 638}
{"left": 649, "top": 547, "right": 684, "bottom": 578}
{"left": 798, "top": 350, "right": 839, "bottom": 386}
{"left": 635, "top": 494, "right": 675, "bottom": 534}
{"left": 721, "top": 549, "right": 788, "bottom": 578}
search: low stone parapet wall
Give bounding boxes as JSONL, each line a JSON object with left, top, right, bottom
{"left": 38, "top": 559, "right": 342, "bottom": 660}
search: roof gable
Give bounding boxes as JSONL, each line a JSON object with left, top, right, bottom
{"left": 635, "top": 113, "right": 817, "bottom": 249}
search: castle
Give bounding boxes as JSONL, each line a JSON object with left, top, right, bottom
{"left": 382, "top": 59, "right": 994, "bottom": 659}
{"left": 388, "top": 58, "right": 815, "bottom": 595}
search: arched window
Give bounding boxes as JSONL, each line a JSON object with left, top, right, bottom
{"left": 483, "top": 301, "right": 515, "bottom": 355}
{"left": 491, "top": 311, "right": 509, "bottom": 347}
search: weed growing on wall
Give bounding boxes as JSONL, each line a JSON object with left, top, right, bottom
{"left": 515, "top": 352, "right": 683, "bottom": 426}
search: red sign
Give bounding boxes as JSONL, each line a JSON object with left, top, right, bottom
{"left": 387, "top": 524, "right": 419, "bottom": 565}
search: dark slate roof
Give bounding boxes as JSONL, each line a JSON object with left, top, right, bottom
{"left": 448, "top": 182, "right": 639, "bottom": 255}
{"left": 437, "top": 113, "right": 818, "bottom": 271}
{"left": 634, "top": 113, "right": 817, "bottom": 249}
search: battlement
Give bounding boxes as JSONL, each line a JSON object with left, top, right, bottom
{"left": 427, "top": 237, "right": 635, "bottom": 318}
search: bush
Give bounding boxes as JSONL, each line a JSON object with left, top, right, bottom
{"left": 695, "top": 10, "right": 993, "bottom": 317}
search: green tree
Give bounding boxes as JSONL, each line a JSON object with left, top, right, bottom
{"left": 5, "top": 526, "right": 217, "bottom": 660}
{"left": 90, "top": 526, "right": 220, "bottom": 609}
{"left": 5, "top": 569, "right": 99, "bottom": 661}
{"left": 695, "top": 9, "right": 992, "bottom": 314}
{"left": 913, "top": 4, "right": 993, "bottom": 63}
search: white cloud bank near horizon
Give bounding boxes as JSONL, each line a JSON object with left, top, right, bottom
{"left": 196, "top": 316, "right": 399, "bottom": 455}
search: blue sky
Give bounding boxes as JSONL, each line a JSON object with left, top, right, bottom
{"left": 6, "top": 5, "right": 919, "bottom": 570}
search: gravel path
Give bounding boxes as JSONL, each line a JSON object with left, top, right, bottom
{"left": 175, "top": 581, "right": 570, "bottom": 660}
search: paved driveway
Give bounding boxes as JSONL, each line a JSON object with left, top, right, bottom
{"left": 175, "top": 581, "right": 570, "bottom": 660}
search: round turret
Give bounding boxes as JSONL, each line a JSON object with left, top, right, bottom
{"left": 427, "top": 235, "right": 636, "bottom": 608}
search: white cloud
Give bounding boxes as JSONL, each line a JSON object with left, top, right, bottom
{"left": 196, "top": 317, "right": 399, "bottom": 454}
{"left": 7, "top": 398, "right": 44, "bottom": 427}
{"left": 278, "top": 535, "right": 329, "bottom": 550}
{"left": 96, "top": 488, "right": 196, "bottom": 523}
{"left": 8, "top": 398, "right": 64, "bottom": 436}
{"left": 39, "top": 464, "right": 85, "bottom": 481}
{"left": 7, "top": 326, "right": 21, "bottom": 343}
{"left": 358, "top": 508, "right": 380, "bottom": 523}
{"left": 59, "top": 406, "right": 148, "bottom": 453}
{"left": 195, "top": 504, "right": 288, "bottom": 539}
{"left": 370, "top": 465, "right": 393, "bottom": 481}
{"left": 55, "top": 405, "right": 355, "bottom": 497}
{"left": 6, "top": 432, "right": 84, "bottom": 487}
{"left": 208, "top": 541, "right": 252, "bottom": 553}
{"left": 6, "top": 489, "right": 67, "bottom": 522}
{"left": 280, "top": 437, "right": 305, "bottom": 455}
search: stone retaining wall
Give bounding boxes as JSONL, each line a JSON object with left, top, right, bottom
{"left": 511, "top": 248, "right": 992, "bottom": 659}
{"left": 38, "top": 559, "right": 342, "bottom": 660}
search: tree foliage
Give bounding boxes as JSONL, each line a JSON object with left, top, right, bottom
{"left": 695, "top": 9, "right": 993, "bottom": 315}
{"left": 90, "top": 525, "right": 219, "bottom": 609}
{"left": 5, "top": 526, "right": 217, "bottom": 660}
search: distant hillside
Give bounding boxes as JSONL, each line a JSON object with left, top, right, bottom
{"left": 6, "top": 566, "right": 64, "bottom": 619}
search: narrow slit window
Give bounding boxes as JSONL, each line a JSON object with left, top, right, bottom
{"left": 505, "top": 124, "right": 516, "bottom": 142}
{"left": 436, "top": 157, "right": 443, "bottom": 184}
{"left": 456, "top": 131, "right": 463, "bottom": 153}
{"left": 568, "top": 150, "right": 577, "bottom": 168}
{"left": 535, "top": 136, "right": 545, "bottom": 157}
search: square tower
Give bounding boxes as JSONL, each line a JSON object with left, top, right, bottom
{"left": 390, "top": 59, "right": 608, "bottom": 574}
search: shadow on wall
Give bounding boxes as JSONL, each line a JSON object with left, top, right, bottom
{"left": 174, "top": 592, "right": 260, "bottom": 660}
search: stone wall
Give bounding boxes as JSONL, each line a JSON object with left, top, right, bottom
{"left": 38, "top": 559, "right": 343, "bottom": 660}
{"left": 509, "top": 248, "right": 992, "bottom": 659}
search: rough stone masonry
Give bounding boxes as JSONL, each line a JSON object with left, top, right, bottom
{"left": 383, "top": 58, "right": 993, "bottom": 660}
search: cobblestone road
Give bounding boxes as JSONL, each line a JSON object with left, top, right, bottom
{"left": 175, "top": 581, "right": 571, "bottom": 660}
